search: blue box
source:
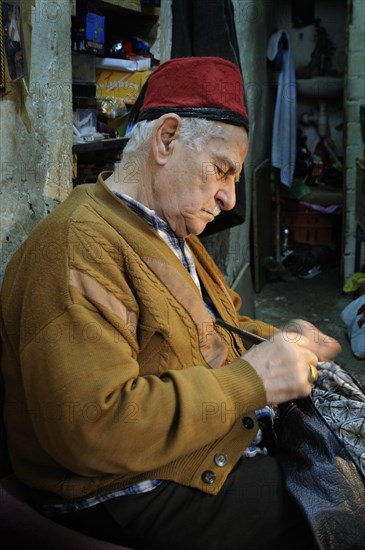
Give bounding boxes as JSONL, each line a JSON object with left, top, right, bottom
{"left": 86, "top": 12, "right": 105, "bottom": 54}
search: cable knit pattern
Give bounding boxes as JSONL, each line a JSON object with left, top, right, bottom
{"left": 0, "top": 173, "right": 272, "bottom": 504}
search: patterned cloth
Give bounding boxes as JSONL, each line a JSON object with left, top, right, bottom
{"left": 42, "top": 479, "right": 162, "bottom": 517}
{"left": 313, "top": 361, "right": 365, "bottom": 477}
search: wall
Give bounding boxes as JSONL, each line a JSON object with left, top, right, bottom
{"left": 159, "top": 0, "right": 172, "bottom": 62}
{"left": 343, "top": 0, "right": 365, "bottom": 279}
{"left": 277, "top": 0, "right": 346, "bottom": 74}
{"left": 275, "top": 0, "right": 346, "bottom": 154}
{"left": 0, "top": 0, "right": 73, "bottom": 282}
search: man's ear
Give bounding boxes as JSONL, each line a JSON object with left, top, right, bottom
{"left": 152, "top": 114, "right": 181, "bottom": 165}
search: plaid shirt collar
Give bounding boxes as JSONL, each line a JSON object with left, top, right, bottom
{"left": 114, "top": 191, "right": 203, "bottom": 293}
{"left": 114, "top": 191, "right": 179, "bottom": 238}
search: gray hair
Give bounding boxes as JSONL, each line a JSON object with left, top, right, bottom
{"left": 122, "top": 117, "right": 225, "bottom": 158}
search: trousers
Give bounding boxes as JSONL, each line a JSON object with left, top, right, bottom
{"left": 52, "top": 456, "right": 318, "bottom": 550}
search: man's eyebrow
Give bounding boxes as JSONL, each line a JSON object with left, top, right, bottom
{"left": 214, "top": 155, "right": 241, "bottom": 176}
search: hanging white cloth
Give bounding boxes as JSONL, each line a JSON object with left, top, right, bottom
{"left": 267, "top": 30, "right": 297, "bottom": 187}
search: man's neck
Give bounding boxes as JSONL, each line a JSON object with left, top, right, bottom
{"left": 104, "top": 163, "right": 151, "bottom": 207}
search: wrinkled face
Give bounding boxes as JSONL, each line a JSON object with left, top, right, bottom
{"left": 151, "top": 123, "right": 248, "bottom": 238}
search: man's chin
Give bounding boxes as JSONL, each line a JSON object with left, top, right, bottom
{"left": 193, "top": 223, "right": 208, "bottom": 236}
{"left": 177, "top": 219, "right": 208, "bottom": 238}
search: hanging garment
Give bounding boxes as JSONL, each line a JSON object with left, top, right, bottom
{"left": 171, "top": 0, "right": 241, "bottom": 69}
{"left": 267, "top": 30, "right": 297, "bottom": 188}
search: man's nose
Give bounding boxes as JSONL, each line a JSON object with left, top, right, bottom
{"left": 216, "top": 178, "right": 236, "bottom": 211}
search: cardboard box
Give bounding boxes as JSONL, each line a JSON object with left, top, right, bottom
{"left": 72, "top": 11, "right": 105, "bottom": 55}
{"left": 96, "top": 69, "right": 151, "bottom": 104}
{"left": 85, "top": 12, "right": 105, "bottom": 54}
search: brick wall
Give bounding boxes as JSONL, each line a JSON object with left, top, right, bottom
{"left": 343, "top": 0, "right": 365, "bottom": 280}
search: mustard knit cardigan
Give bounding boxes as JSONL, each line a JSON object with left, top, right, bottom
{"left": 0, "top": 173, "right": 275, "bottom": 504}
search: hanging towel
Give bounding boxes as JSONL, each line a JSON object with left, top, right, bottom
{"left": 267, "top": 30, "right": 297, "bottom": 187}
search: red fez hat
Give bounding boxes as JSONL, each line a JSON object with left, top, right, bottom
{"left": 128, "top": 56, "right": 249, "bottom": 131}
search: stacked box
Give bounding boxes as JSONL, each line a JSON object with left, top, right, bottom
{"left": 96, "top": 69, "right": 151, "bottom": 105}
{"left": 281, "top": 208, "right": 338, "bottom": 246}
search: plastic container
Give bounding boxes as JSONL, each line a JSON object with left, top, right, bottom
{"left": 73, "top": 97, "right": 97, "bottom": 136}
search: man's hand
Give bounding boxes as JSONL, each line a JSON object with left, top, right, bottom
{"left": 282, "top": 319, "right": 341, "bottom": 361}
{"left": 242, "top": 319, "right": 341, "bottom": 404}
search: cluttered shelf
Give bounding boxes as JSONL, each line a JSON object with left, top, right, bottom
{"left": 71, "top": 0, "right": 160, "bottom": 182}
{"left": 296, "top": 184, "right": 343, "bottom": 206}
{"left": 72, "top": 137, "right": 128, "bottom": 154}
{"left": 274, "top": 124, "right": 344, "bottom": 252}
{"left": 270, "top": 182, "right": 343, "bottom": 282}
{"left": 72, "top": 138, "right": 129, "bottom": 186}
{"left": 270, "top": 149, "right": 344, "bottom": 280}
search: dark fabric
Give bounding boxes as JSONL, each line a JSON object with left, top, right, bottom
{"left": 276, "top": 396, "right": 365, "bottom": 550}
{"left": 171, "top": 0, "right": 246, "bottom": 235}
{"left": 52, "top": 456, "right": 318, "bottom": 550}
{"left": 0, "top": 339, "right": 12, "bottom": 477}
{"left": 171, "top": 0, "right": 241, "bottom": 70}
{"left": 0, "top": 475, "right": 126, "bottom": 550}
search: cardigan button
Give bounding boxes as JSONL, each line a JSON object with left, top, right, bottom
{"left": 214, "top": 453, "right": 228, "bottom": 468}
{"left": 201, "top": 470, "right": 217, "bottom": 485}
{"left": 242, "top": 416, "right": 254, "bottom": 429}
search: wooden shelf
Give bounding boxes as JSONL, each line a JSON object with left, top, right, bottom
{"left": 72, "top": 137, "right": 128, "bottom": 154}
{"left": 89, "top": 0, "right": 160, "bottom": 17}
{"left": 303, "top": 185, "right": 343, "bottom": 207}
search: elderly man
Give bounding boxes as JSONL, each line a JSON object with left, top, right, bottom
{"left": 0, "top": 57, "right": 340, "bottom": 549}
